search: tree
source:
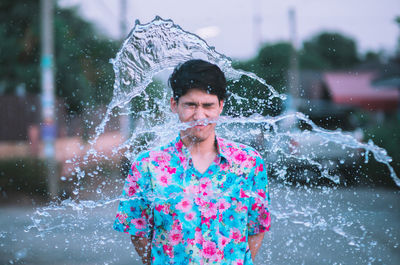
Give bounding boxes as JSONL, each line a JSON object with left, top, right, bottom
{"left": 0, "top": 0, "right": 119, "bottom": 113}
{"left": 227, "top": 42, "right": 292, "bottom": 117}
{"left": 299, "top": 32, "right": 360, "bottom": 70}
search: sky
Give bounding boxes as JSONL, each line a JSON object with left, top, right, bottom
{"left": 59, "top": 0, "right": 400, "bottom": 60}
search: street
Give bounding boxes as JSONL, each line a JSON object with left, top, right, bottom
{"left": 1, "top": 184, "right": 399, "bottom": 264}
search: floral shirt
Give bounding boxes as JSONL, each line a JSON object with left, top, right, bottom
{"left": 113, "top": 135, "right": 270, "bottom": 265}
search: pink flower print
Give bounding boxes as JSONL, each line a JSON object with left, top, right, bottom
{"left": 251, "top": 201, "right": 260, "bottom": 211}
{"left": 218, "top": 235, "right": 230, "bottom": 248}
{"left": 127, "top": 182, "right": 140, "bottom": 196}
{"left": 131, "top": 218, "right": 147, "bottom": 229}
{"left": 240, "top": 188, "right": 249, "bottom": 198}
{"left": 228, "top": 213, "right": 235, "bottom": 221}
{"left": 195, "top": 229, "right": 204, "bottom": 245}
{"left": 199, "top": 178, "right": 212, "bottom": 195}
{"left": 162, "top": 204, "right": 171, "bottom": 215}
{"left": 257, "top": 189, "right": 267, "bottom": 199}
{"left": 184, "top": 211, "right": 196, "bottom": 221}
{"left": 127, "top": 168, "right": 140, "bottom": 182}
{"left": 176, "top": 140, "right": 183, "bottom": 150}
{"left": 215, "top": 249, "right": 224, "bottom": 262}
{"left": 256, "top": 162, "right": 264, "bottom": 174}
{"left": 155, "top": 204, "right": 164, "bottom": 212}
{"left": 169, "top": 229, "right": 183, "bottom": 246}
{"left": 201, "top": 217, "right": 211, "bottom": 228}
{"left": 220, "top": 162, "right": 229, "bottom": 172}
{"left": 252, "top": 196, "right": 268, "bottom": 211}
{"left": 163, "top": 245, "right": 174, "bottom": 258}
{"left": 202, "top": 202, "right": 217, "bottom": 218}
{"left": 235, "top": 201, "right": 248, "bottom": 212}
{"left": 179, "top": 155, "right": 186, "bottom": 165}
{"left": 242, "top": 157, "right": 256, "bottom": 169}
{"left": 176, "top": 198, "right": 192, "bottom": 212}
{"left": 166, "top": 166, "right": 176, "bottom": 175}
{"left": 195, "top": 197, "right": 205, "bottom": 207}
{"left": 230, "top": 228, "right": 242, "bottom": 243}
{"left": 116, "top": 213, "right": 127, "bottom": 224}
{"left": 148, "top": 152, "right": 163, "bottom": 165}
{"left": 184, "top": 184, "right": 199, "bottom": 195}
{"left": 187, "top": 238, "right": 195, "bottom": 245}
{"left": 157, "top": 173, "right": 171, "bottom": 187}
{"left": 202, "top": 240, "right": 217, "bottom": 260}
{"left": 172, "top": 219, "right": 183, "bottom": 231}
{"left": 233, "top": 259, "right": 244, "bottom": 265}
{"left": 258, "top": 208, "right": 271, "bottom": 229}
{"left": 217, "top": 198, "right": 231, "bottom": 213}
{"left": 135, "top": 231, "right": 146, "bottom": 237}
{"left": 233, "top": 150, "right": 248, "bottom": 163}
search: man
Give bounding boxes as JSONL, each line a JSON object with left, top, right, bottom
{"left": 113, "top": 59, "right": 270, "bottom": 264}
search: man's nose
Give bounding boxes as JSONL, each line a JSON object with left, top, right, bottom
{"left": 193, "top": 106, "right": 206, "bottom": 120}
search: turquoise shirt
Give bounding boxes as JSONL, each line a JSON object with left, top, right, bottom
{"left": 113, "top": 135, "right": 270, "bottom": 265}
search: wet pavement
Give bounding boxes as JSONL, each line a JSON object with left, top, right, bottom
{"left": 1, "top": 185, "right": 399, "bottom": 265}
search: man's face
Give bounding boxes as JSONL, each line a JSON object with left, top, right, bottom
{"left": 171, "top": 89, "right": 224, "bottom": 143}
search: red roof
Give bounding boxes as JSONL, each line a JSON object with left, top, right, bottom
{"left": 324, "top": 72, "right": 399, "bottom": 111}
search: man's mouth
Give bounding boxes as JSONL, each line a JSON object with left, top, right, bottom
{"left": 192, "top": 120, "right": 213, "bottom": 129}
{"left": 183, "top": 119, "right": 217, "bottom": 130}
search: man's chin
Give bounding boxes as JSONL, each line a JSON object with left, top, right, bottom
{"left": 182, "top": 130, "right": 209, "bottom": 143}
{"left": 187, "top": 134, "right": 207, "bottom": 143}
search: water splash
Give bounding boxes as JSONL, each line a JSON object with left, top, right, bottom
{"left": 91, "top": 16, "right": 284, "bottom": 145}
{"left": 10, "top": 16, "right": 399, "bottom": 265}
{"left": 90, "top": 16, "right": 399, "bottom": 187}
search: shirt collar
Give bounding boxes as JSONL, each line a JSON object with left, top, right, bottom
{"left": 173, "top": 134, "right": 231, "bottom": 165}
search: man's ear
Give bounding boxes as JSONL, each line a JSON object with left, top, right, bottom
{"left": 218, "top": 100, "right": 224, "bottom": 114}
{"left": 170, "top": 97, "right": 178, "bottom": 113}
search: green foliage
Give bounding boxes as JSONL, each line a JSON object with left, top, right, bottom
{"left": 227, "top": 32, "right": 365, "bottom": 117}
{"left": 0, "top": 0, "right": 119, "bottom": 113}
{"left": 237, "top": 42, "right": 292, "bottom": 92}
{"left": 54, "top": 7, "right": 119, "bottom": 112}
{"left": 0, "top": 1, "right": 40, "bottom": 94}
{"left": 364, "top": 117, "right": 400, "bottom": 168}
{"left": 130, "top": 79, "right": 169, "bottom": 124}
{"left": 227, "top": 42, "right": 291, "bottom": 117}
{"left": 363, "top": 51, "right": 383, "bottom": 64}
{"left": 361, "top": 115, "right": 400, "bottom": 188}
{"left": 299, "top": 32, "right": 360, "bottom": 70}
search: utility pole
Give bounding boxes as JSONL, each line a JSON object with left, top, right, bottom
{"left": 120, "top": 0, "right": 127, "bottom": 38}
{"left": 119, "top": 0, "right": 131, "bottom": 140}
{"left": 253, "top": 0, "right": 263, "bottom": 50}
{"left": 40, "top": 0, "right": 58, "bottom": 199}
{"left": 287, "top": 7, "right": 300, "bottom": 112}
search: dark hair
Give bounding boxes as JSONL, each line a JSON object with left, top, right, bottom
{"left": 168, "top": 59, "right": 227, "bottom": 101}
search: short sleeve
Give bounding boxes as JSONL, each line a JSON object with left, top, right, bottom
{"left": 247, "top": 155, "right": 271, "bottom": 235}
{"left": 113, "top": 155, "right": 153, "bottom": 238}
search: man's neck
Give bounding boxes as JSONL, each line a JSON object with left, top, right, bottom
{"left": 180, "top": 132, "right": 217, "bottom": 157}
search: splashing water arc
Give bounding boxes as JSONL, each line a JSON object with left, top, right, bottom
{"left": 93, "top": 16, "right": 284, "bottom": 143}
{"left": 7, "top": 16, "right": 398, "bottom": 265}
{"left": 96, "top": 16, "right": 399, "bottom": 188}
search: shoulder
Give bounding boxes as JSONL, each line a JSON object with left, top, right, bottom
{"left": 133, "top": 141, "right": 176, "bottom": 165}
{"left": 218, "top": 137, "right": 262, "bottom": 160}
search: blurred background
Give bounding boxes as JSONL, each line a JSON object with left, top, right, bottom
{"left": 1, "top": 0, "right": 399, "bottom": 203}
{"left": 0, "top": 0, "right": 399, "bottom": 264}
